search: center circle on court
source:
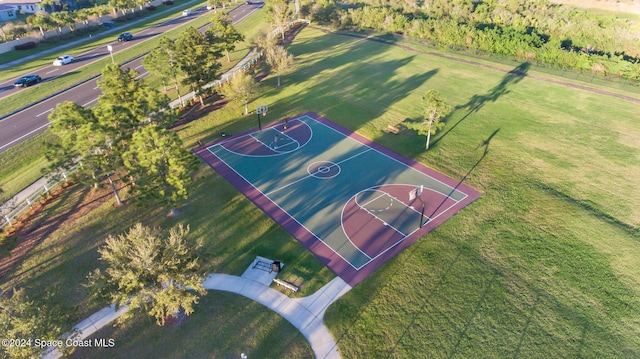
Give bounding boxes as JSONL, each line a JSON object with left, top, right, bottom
{"left": 307, "top": 161, "right": 340, "bottom": 179}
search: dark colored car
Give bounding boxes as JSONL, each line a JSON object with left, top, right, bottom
{"left": 118, "top": 32, "right": 133, "bottom": 42}
{"left": 14, "top": 75, "right": 41, "bottom": 88}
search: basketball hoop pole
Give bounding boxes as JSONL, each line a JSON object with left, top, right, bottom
{"left": 417, "top": 185, "right": 425, "bottom": 228}
{"left": 257, "top": 111, "right": 262, "bottom": 130}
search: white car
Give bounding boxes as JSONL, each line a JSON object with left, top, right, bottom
{"left": 182, "top": 9, "right": 192, "bottom": 16}
{"left": 53, "top": 55, "right": 74, "bottom": 66}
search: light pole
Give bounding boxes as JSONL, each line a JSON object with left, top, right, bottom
{"left": 107, "top": 45, "right": 114, "bottom": 64}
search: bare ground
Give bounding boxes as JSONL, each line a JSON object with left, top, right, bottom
{"left": 0, "top": 184, "right": 113, "bottom": 281}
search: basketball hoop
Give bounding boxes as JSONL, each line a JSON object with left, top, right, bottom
{"left": 409, "top": 188, "right": 418, "bottom": 201}
{"left": 256, "top": 104, "right": 268, "bottom": 130}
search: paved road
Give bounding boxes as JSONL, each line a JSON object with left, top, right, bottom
{"left": 0, "top": 2, "right": 261, "bottom": 154}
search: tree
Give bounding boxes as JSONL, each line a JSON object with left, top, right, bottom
{"left": 88, "top": 223, "right": 206, "bottom": 326}
{"left": 27, "top": 11, "right": 51, "bottom": 39}
{"left": 211, "top": 13, "right": 245, "bottom": 62}
{"left": 265, "top": 45, "right": 294, "bottom": 87}
{"left": 97, "top": 64, "right": 175, "bottom": 127}
{"left": 0, "top": 289, "right": 66, "bottom": 359}
{"left": 49, "top": 11, "right": 73, "bottom": 39}
{"left": 407, "top": 90, "right": 451, "bottom": 150}
{"left": 220, "top": 71, "right": 258, "bottom": 115}
{"left": 122, "top": 125, "right": 196, "bottom": 209}
{"left": 175, "top": 26, "right": 223, "bottom": 105}
{"left": 252, "top": 28, "right": 276, "bottom": 53}
{"left": 207, "top": 0, "right": 223, "bottom": 13}
{"left": 143, "top": 37, "right": 185, "bottom": 107}
{"left": 108, "top": 0, "right": 135, "bottom": 16}
{"left": 269, "top": 0, "right": 293, "bottom": 41}
{"left": 47, "top": 64, "right": 177, "bottom": 207}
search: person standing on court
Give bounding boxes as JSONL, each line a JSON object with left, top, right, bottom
{"left": 273, "top": 134, "right": 279, "bottom": 149}
{"left": 283, "top": 118, "right": 288, "bottom": 130}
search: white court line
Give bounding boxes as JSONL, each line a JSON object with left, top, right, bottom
{"left": 210, "top": 115, "right": 468, "bottom": 271}
{"left": 217, "top": 119, "right": 310, "bottom": 158}
{"left": 302, "top": 115, "right": 469, "bottom": 202}
{"left": 207, "top": 147, "right": 368, "bottom": 270}
{"left": 264, "top": 148, "right": 372, "bottom": 197}
{"left": 355, "top": 201, "right": 407, "bottom": 237}
{"left": 363, "top": 195, "right": 461, "bottom": 268}
{"left": 0, "top": 122, "right": 51, "bottom": 151}
{"left": 36, "top": 108, "right": 53, "bottom": 117}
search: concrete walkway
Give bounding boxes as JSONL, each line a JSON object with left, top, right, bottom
{"left": 203, "top": 274, "right": 351, "bottom": 359}
{"left": 43, "top": 269, "right": 351, "bottom": 359}
{"left": 0, "top": 177, "right": 48, "bottom": 217}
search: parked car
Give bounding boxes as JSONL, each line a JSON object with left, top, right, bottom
{"left": 162, "top": 0, "right": 174, "bottom": 4}
{"left": 118, "top": 32, "right": 133, "bottom": 42}
{"left": 182, "top": 9, "right": 192, "bottom": 16}
{"left": 13, "top": 74, "right": 41, "bottom": 87}
{"left": 53, "top": 55, "right": 74, "bottom": 66}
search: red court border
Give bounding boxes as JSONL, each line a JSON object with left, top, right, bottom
{"left": 194, "top": 112, "right": 481, "bottom": 287}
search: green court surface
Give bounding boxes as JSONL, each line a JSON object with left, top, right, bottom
{"left": 196, "top": 112, "right": 480, "bottom": 286}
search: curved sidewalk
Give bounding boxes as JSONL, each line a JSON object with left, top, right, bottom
{"left": 43, "top": 274, "right": 351, "bottom": 359}
{"left": 203, "top": 274, "right": 350, "bottom": 359}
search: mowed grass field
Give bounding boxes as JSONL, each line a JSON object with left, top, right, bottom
{"left": 277, "top": 29, "right": 639, "bottom": 357}
{"left": 3, "top": 24, "right": 640, "bottom": 357}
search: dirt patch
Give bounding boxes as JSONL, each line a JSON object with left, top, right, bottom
{"left": 0, "top": 184, "right": 114, "bottom": 281}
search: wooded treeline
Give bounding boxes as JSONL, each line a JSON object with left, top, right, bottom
{"left": 300, "top": 0, "right": 640, "bottom": 81}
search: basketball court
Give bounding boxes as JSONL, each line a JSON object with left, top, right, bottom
{"left": 195, "top": 112, "right": 481, "bottom": 286}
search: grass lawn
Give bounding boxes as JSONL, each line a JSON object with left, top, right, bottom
{"left": 3, "top": 23, "right": 640, "bottom": 358}
{"left": 69, "top": 292, "right": 313, "bottom": 358}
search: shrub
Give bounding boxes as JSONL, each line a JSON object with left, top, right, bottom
{"left": 14, "top": 41, "right": 37, "bottom": 50}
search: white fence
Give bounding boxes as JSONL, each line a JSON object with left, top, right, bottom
{"left": 169, "top": 18, "right": 311, "bottom": 108}
{"left": 1, "top": 167, "right": 77, "bottom": 229}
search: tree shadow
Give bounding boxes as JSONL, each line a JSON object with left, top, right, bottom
{"left": 424, "top": 128, "right": 499, "bottom": 221}
{"left": 432, "top": 62, "right": 530, "bottom": 147}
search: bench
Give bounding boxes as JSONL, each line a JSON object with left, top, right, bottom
{"left": 273, "top": 278, "right": 299, "bottom": 292}
{"left": 384, "top": 125, "right": 401, "bottom": 134}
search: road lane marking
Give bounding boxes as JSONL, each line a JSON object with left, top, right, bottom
{"left": 83, "top": 98, "right": 98, "bottom": 107}
{"left": 0, "top": 122, "right": 51, "bottom": 151}
{"left": 46, "top": 69, "right": 58, "bottom": 74}
{"left": 36, "top": 108, "right": 53, "bottom": 117}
